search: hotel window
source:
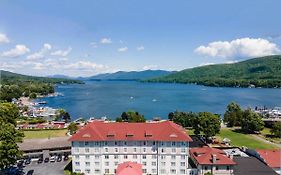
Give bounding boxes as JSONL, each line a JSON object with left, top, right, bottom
{"left": 94, "top": 162, "right": 100, "bottom": 166}
{"left": 124, "top": 141, "right": 127, "bottom": 145}
{"left": 171, "top": 155, "right": 176, "bottom": 160}
{"left": 181, "top": 155, "right": 185, "bottom": 160}
{"left": 94, "top": 169, "right": 100, "bottom": 174}
{"left": 172, "top": 148, "right": 176, "bottom": 153}
{"left": 171, "top": 162, "right": 176, "bottom": 166}
{"left": 94, "top": 148, "right": 99, "bottom": 152}
{"left": 75, "top": 155, "right": 79, "bottom": 159}
{"left": 115, "top": 141, "right": 118, "bottom": 145}
{"left": 180, "top": 169, "right": 185, "bottom": 174}
{"left": 143, "top": 148, "right": 146, "bottom": 152}
{"left": 105, "top": 155, "right": 109, "bottom": 159}
{"left": 170, "top": 169, "right": 176, "bottom": 174}
{"left": 153, "top": 141, "right": 156, "bottom": 145}
{"left": 95, "top": 155, "right": 99, "bottom": 159}
{"left": 181, "top": 148, "right": 186, "bottom": 153}
{"left": 161, "top": 155, "right": 165, "bottom": 159}
{"left": 161, "top": 142, "right": 165, "bottom": 146}
{"left": 105, "top": 169, "right": 109, "bottom": 173}
{"left": 134, "top": 148, "right": 137, "bottom": 152}
{"left": 161, "top": 162, "right": 166, "bottom": 166}
{"left": 181, "top": 142, "right": 186, "bottom": 146}
{"left": 133, "top": 155, "right": 137, "bottom": 159}
{"left": 142, "top": 161, "right": 147, "bottom": 166}
{"left": 160, "top": 169, "right": 166, "bottom": 174}
{"left": 85, "top": 141, "right": 89, "bottom": 146}
{"left": 142, "top": 155, "right": 146, "bottom": 159}
{"left": 115, "top": 162, "right": 118, "bottom": 166}
{"left": 152, "top": 169, "right": 156, "bottom": 174}
{"left": 85, "top": 162, "right": 90, "bottom": 166}
{"left": 74, "top": 148, "right": 79, "bottom": 153}
{"left": 143, "top": 141, "right": 146, "bottom": 145}
{"left": 85, "top": 169, "right": 90, "bottom": 174}
{"left": 85, "top": 155, "right": 90, "bottom": 159}
{"left": 161, "top": 148, "right": 165, "bottom": 153}
{"left": 75, "top": 169, "right": 81, "bottom": 173}
{"left": 105, "top": 148, "right": 108, "bottom": 152}
{"left": 142, "top": 169, "right": 147, "bottom": 173}
{"left": 227, "top": 166, "right": 230, "bottom": 170}
{"left": 151, "top": 162, "right": 156, "bottom": 166}
{"left": 152, "top": 155, "right": 157, "bottom": 159}
{"left": 104, "top": 141, "right": 108, "bottom": 146}
{"left": 115, "top": 148, "right": 118, "bottom": 153}
{"left": 114, "top": 155, "right": 118, "bottom": 159}
{"left": 105, "top": 162, "right": 109, "bottom": 166}
{"left": 85, "top": 148, "right": 89, "bottom": 153}
{"left": 79, "top": 142, "right": 84, "bottom": 147}
{"left": 124, "top": 155, "right": 128, "bottom": 159}
{"left": 124, "top": 148, "right": 127, "bottom": 152}
{"left": 172, "top": 142, "right": 176, "bottom": 146}
{"left": 75, "top": 162, "right": 80, "bottom": 166}
{"left": 180, "top": 162, "right": 185, "bottom": 166}
{"left": 216, "top": 166, "right": 219, "bottom": 170}
{"left": 204, "top": 166, "right": 208, "bottom": 170}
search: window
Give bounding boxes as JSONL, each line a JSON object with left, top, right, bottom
{"left": 172, "top": 142, "right": 176, "bottom": 146}
{"left": 161, "top": 162, "right": 166, "bottom": 166}
{"left": 142, "top": 155, "right": 146, "bottom": 159}
{"left": 142, "top": 169, "right": 147, "bottom": 173}
{"left": 161, "top": 148, "right": 165, "bottom": 153}
{"left": 75, "top": 169, "right": 81, "bottom": 173}
{"left": 124, "top": 148, "right": 127, "bottom": 152}
{"left": 124, "top": 155, "right": 128, "bottom": 159}
{"left": 152, "top": 155, "right": 157, "bottom": 159}
{"left": 180, "top": 169, "right": 185, "bottom": 174}
{"left": 227, "top": 166, "right": 230, "bottom": 170}
{"left": 115, "top": 162, "right": 118, "bottom": 166}
{"left": 161, "top": 155, "right": 165, "bottom": 159}
{"left": 85, "top": 162, "right": 90, "bottom": 166}
{"left": 151, "top": 162, "right": 156, "bottom": 166}
{"left": 134, "top": 148, "right": 137, "bottom": 152}
{"left": 105, "top": 169, "right": 109, "bottom": 173}
{"left": 94, "top": 148, "right": 99, "bottom": 152}
{"left": 181, "top": 155, "right": 185, "bottom": 160}
{"left": 142, "top": 161, "right": 147, "bottom": 166}
{"left": 115, "top": 141, "right": 118, "bottom": 145}
{"left": 160, "top": 169, "right": 166, "bottom": 174}
{"left": 105, "top": 155, "right": 109, "bottom": 159}
{"left": 114, "top": 155, "right": 118, "bottom": 159}
{"left": 85, "top": 141, "right": 89, "bottom": 146}
{"left": 95, "top": 155, "right": 99, "bottom": 159}
{"left": 105, "top": 162, "right": 109, "bottom": 166}
{"left": 75, "top": 155, "right": 79, "bottom": 159}
{"left": 94, "top": 162, "right": 100, "bottom": 166}
{"left": 85, "top": 155, "right": 90, "bottom": 159}
{"left": 74, "top": 148, "right": 79, "bottom": 153}
{"left": 204, "top": 166, "right": 208, "bottom": 170}
{"left": 143, "top": 141, "right": 146, "bottom": 145}
{"left": 172, "top": 148, "right": 176, "bottom": 153}
{"left": 153, "top": 141, "right": 156, "bottom": 145}
{"left": 152, "top": 169, "right": 156, "bottom": 174}
{"left": 170, "top": 169, "right": 176, "bottom": 174}
{"left": 171, "top": 162, "right": 176, "bottom": 166}
{"left": 181, "top": 148, "right": 186, "bottom": 153}
{"left": 85, "top": 169, "right": 90, "bottom": 174}
{"left": 115, "top": 148, "right": 118, "bottom": 153}
{"left": 124, "top": 141, "right": 127, "bottom": 145}
{"left": 104, "top": 141, "right": 108, "bottom": 146}
{"left": 94, "top": 169, "right": 100, "bottom": 174}
{"left": 182, "top": 142, "right": 186, "bottom": 146}
{"left": 143, "top": 148, "right": 146, "bottom": 152}
{"left": 85, "top": 148, "right": 89, "bottom": 153}
{"left": 171, "top": 155, "right": 176, "bottom": 160}
{"left": 133, "top": 155, "right": 137, "bottom": 159}
{"left": 75, "top": 162, "right": 80, "bottom": 166}
{"left": 180, "top": 162, "right": 185, "bottom": 166}
{"left": 105, "top": 148, "right": 108, "bottom": 152}
{"left": 216, "top": 166, "right": 219, "bottom": 170}
{"left": 161, "top": 142, "right": 165, "bottom": 146}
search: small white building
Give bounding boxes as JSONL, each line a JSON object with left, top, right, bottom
{"left": 69, "top": 120, "right": 193, "bottom": 175}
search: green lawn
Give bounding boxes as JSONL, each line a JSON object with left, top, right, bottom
{"left": 216, "top": 128, "right": 278, "bottom": 149}
{"left": 24, "top": 129, "right": 68, "bottom": 139}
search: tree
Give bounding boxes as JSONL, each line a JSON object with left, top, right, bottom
{"left": 29, "top": 92, "right": 37, "bottom": 99}
{"left": 56, "top": 109, "right": 71, "bottom": 123}
{"left": 223, "top": 102, "right": 243, "bottom": 127}
{"left": 270, "top": 121, "right": 281, "bottom": 138}
{"left": 168, "top": 111, "right": 197, "bottom": 128}
{"left": 116, "top": 111, "right": 146, "bottom": 123}
{"left": 0, "top": 102, "right": 24, "bottom": 169}
{"left": 241, "top": 109, "right": 264, "bottom": 133}
{"left": 67, "top": 122, "right": 78, "bottom": 135}
{"left": 193, "top": 112, "right": 221, "bottom": 141}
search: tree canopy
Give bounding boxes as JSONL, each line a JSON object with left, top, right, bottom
{"left": 223, "top": 102, "right": 243, "bottom": 127}
{"left": 116, "top": 111, "right": 146, "bottom": 123}
{"left": 270, "top": 121, "right": 281, "bottom": 138}
{"left": 241, "top": 109, "right": 264, "bottom": 133}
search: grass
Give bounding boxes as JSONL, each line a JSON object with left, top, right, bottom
{"left": 260, "top": 127, "right": 281, "bottom": 144}
{"left": 216, "top": 128, "right": 279, "bottom": 149}
{"left": 24, "top": 129, "right": 68, "bottom": 139}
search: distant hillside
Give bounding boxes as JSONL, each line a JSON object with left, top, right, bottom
{"left": 0, "top": 70, "right": 82, "bottom": 84}
{"left": 47, "top": 74, "right": 73, "bottom": 79}
{"left": 86, "top": 70, "right": 174, "bottom": 81}
{"left": 146, "top": 55, "right": 281, "bottom": 88}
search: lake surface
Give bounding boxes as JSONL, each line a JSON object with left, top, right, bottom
{"left": 38, "top": 81, "right": 281, "bottom": 120}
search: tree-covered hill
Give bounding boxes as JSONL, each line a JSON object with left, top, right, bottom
{"left": 146, "top": 55, "right": 281, "bottom": 88}
{"left": 0, "top": 70, "right": 83, "bottom": 101}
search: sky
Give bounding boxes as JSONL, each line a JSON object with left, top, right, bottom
{"left": 0, "top": 0, "right": 281, "bottom": 77}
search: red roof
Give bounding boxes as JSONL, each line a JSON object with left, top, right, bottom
{"left": 190, "top": 146, "right": 236, "bottom": 165}
{"left": 256, "top": 149, "right": 281, "bottom": 168}
{"left": 69, "top": 120, "right": 192, "bottom": 142}
{"left": 116, "top": 162, "right": 142, "bottom": 175}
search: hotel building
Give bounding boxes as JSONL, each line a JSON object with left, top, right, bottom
{"left": 69, "top": 120, "right": 193, "bottom": 175}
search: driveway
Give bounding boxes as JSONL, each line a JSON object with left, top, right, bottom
{"left": 23, "top": 161, "right": 69, "bottom": 175}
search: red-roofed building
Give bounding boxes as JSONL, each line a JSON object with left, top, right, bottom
{"left": 256, "top": 149, "right": 281, "bottom": 174}
{"left": 190, "top": 146, "right": 236, "bottom": 175}
{"left": 70, "top": 120, "right": 193, "bottom": 175}
{"left": 116, "top": 162, "right": 142, "bottom": 175}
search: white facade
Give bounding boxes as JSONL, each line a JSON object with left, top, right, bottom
{"left": 71, "top": 140, "right": 191, "bottom": 175}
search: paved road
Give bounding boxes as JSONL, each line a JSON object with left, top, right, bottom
{"left": 23, "top": 161, "right": 69, "bottom": 175}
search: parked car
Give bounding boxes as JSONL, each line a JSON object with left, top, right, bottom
{"left": 57, "top": 155, "right": 62, "bottom": 162}
{"left": 25, "top": 158, "right": 31, "bottom": 165}
{"left": 37, "top": 158, "right": 43, "bottom": 164}
{"left": 50, "top": 156, "right": 56, "bottom": 163}
{"left": 44, "top": 157, "right": 49, "bottom": 163}
{"left": 63, "top": 155, "right": 69, "bottom": 161}
{"left": 17, "top": 160, "right": 24, "bottom": 167}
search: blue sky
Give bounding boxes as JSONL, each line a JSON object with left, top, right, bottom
{"left": 0, "top": 0, "right": 281, "bottom": 76}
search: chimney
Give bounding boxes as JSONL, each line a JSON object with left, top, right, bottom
{"left": 212, "top": 154, "right": 217, "bottom": 163}
{"left": 230, "top": 154, "right": 233, "bottom": 159}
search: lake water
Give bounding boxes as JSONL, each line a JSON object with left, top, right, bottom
{"left": 38, "top": 81, "right": 281, "bottom": 120}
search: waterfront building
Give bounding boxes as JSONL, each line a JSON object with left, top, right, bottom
{"left": 69, "top": 120, "right": 193, "bottom": 175}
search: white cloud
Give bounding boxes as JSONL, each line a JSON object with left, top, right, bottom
{"left": 1, "top": 44, "right": 30, "bottom": 58}
{"left": 195, "top": 38, "right": 281, "bottom": 59}
{"left": 27, "top": 43, "right": 52, "bottom": 60}
{"left": 142, "top": 65, "right": 158, "bottom": 70}
{"left": 118, "top": 47, "right": 128, "bottom": 52}
{"left": 0, "top": 33, "right": 10, "bottom": 43}
{"left": 100, "top": 38, "right": 112, "bottom": 44}
{"left": 51, "top": 47, "right": 72, "bottom": 57}
{"left": 198, "top": 62, "right": 215, "bottom": 67}
{"left": 90, "top": 42, "right": 97, "bottom": 48}
{"left": 137, "top": 46, "right": 145, "bottom": 51}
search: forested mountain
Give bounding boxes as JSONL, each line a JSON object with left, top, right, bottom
{"left": 146, "top": 55, "right": 281, "bottom": 88}
{"left": 86, "top": 70, "right": 174, "bottom": 81}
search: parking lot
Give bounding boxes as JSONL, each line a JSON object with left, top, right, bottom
{"left": 23, "top": 160, "right": 69, "bottom": 175}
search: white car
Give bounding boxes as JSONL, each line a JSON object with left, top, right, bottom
{"left": 50, "top": 156, "right": 56, "bottom": 163}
